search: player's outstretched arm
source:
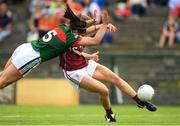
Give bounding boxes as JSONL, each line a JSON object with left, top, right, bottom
{"left": 83, "top": 23, "right": 117, "bottom": 36}
{"left": 77, "top": 11, "right": 111, "bottom": 46}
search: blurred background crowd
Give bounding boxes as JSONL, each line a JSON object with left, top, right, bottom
{"left": 0, "top": 0, "right": 180, "bottom": 47}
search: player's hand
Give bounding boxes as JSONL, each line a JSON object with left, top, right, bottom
{"left": 107, "top": 24, "right": 117, "bottom": 32}
{"left": 90, "top": 51, "right": 99, "bottom": 61}
{"left": 102, "top": 10, "right": 110, "bottom": 25}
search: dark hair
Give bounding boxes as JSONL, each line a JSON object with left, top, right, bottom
{"left": 64, "top": 5, "right": 87, "bottom": 34}
{"left": 0, "top": 0, "right": 7, "bottom": 4}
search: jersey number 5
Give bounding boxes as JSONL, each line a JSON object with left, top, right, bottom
{"left": 42, "top": 30, "right": 57, "bottom": 42}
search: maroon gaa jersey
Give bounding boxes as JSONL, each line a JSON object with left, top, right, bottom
{"left": 59, "top": 45, "right": 88, "bottom": 71}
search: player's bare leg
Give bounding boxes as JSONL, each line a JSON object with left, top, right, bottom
{"left": 168, "top": 32, "right": 175, "bottom": 47}
{"left": 93, "top": 63, "right": 136, "bottom": 97}
{"left": 80, "top": 75, "right": 111, "bottom": 109}
{"left": 159, "top": 30, "right": 168, "bottom": 48}
{"left": 80, "top": 75, "right": 116, "bottom": 122}
{"left": 0, "top": 58, "right": 12, "bottom": 77}
{"left": 0, "top": 58, "right": 13, "bottom": 76}
{"left": 4, "top": 58, "right": 13, "bottom": 69}
{"left": 92, "top": 63, "right": 157, "bottom": 112}
{"left": 0, "top": 62, "right": 22, "bottom": 89}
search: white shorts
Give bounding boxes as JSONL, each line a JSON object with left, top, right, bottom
{"left": 63, "top": 60, "right": 97, "bottom": 89}
{"left": 11, "top": 43, "right": 41, "bottom": 76}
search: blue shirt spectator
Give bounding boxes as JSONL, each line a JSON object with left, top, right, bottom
{"left": 154, "top": 0, "right": 168, "bottom": 6}
{"left": 91, "top": 0, "right": 108, "bottom": 9}
{"left": 0, "top": 2, "right": 12, "bottom": 43}
{"left": 168, "top": 0, "right": 180, "bottom": 10}
{"left": 168, "top": 0, "right": 180, "bottom": 18}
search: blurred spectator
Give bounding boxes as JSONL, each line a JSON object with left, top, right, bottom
{"left": 128, "top": 0, "right": 147, "bottom": 17}
{"left": 38, "top": 9, "right": 56, "bottom": 37}
{"left": 159, "top": 16, "right": 178, "bottom": 48}
{"left": 146, "top": 0, "right": 153, "bottom": 6}
{"left": 68, "top": 0, "right": 83, "bottom": 14}
{"left": 6, "top": 0, "right": 25, "bottom": 4}
{"left": 175, "top": 28, "right": 180, "bottom": 43}
{"left": 91, "top": 0, "right": 108, "bottom": 9}
{"left": 80, "top": 0, "right": 91, "bottom": 15}
{"left": 154, "top": 0, "right": 169, "bottom": 6}
{"left": 101, "top": 31, "right": 116, "bottom": 47}
{"left": 27, "top": 0, "right": 115, "bottom": 45}
{"left": 29, "top": 0, "right": 44, "bottom": 14}
{"left": 27, "top": 0, "right": 69, "bottom": 42}
{"left": 89, "top": 1, "right": 115, "bottom": 46}
{"left": 89, "top": 0, "right": 101, "bottom": 22}
{"left": 53, "top": 9, "right": 69, "bottom": 25}
{"left": 47, "top": 0, "right": 68, "bottom": 24}
{"left": 29, "top": 2, "right": 43, "bottom": 33}
{"left": 168, "top": 0, "right": 180, "bottom": 18}
{"left": 27, "top": 2, "right": 43, "bottom": 42}
{"left": 113, "top": 0, "right": 132, "bottom": 21}
{"left": 79, "top": 0, "right": 115, "bottom": 46}
{"left": 0, "top": 1, "right": 12, "bottom": 43}
{"left": 44, "top": 0, "right": 53, "bottom": 9}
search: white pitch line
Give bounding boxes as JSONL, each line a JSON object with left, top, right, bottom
{"left": 0, "top": 114, "right": 180, "bottom": 118}
{"left": 0, "top": 123, "right": 179, "bottom": 126}
{"left": 0, "top": 114, "right": 101, "bottom": 118}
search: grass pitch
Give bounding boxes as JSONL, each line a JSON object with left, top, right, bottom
{"left": 0, "top": 105, "right": 179, "bottom": 126}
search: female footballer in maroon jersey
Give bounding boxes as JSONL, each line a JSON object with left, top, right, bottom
{"left": 0, "top": 5, "right": 115, "bottom": 89}
{"left": 59, "top": 22, "right": 157, "bottom": 122}
{"left": 60, "top": 45, "right": 157, "bottom": 122}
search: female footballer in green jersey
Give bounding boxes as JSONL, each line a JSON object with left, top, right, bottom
{"left": 0, "top": 6, "right": 116, "bottom": 89}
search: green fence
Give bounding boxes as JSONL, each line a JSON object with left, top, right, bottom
{"left": 100, "top": 51, "right": 180, "bottom": 104}
{"left": 0, "top": 51, "right": 180, "bottom": 105}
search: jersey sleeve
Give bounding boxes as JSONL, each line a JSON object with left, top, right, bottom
{"left": 73, "top": 36, "right": 82, "bottom": 46}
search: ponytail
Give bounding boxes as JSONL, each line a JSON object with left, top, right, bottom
{"left": 64, "top": 5, "right": 96, "bottom": 34}
{"left": 64, "top": 5, "right": 86, "bottom": 33}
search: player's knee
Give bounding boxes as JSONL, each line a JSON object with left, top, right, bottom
{"left": 100, "top": 87, "right": 109, "bottom": 96}
{"left": 0, "top": 76, "right": 8, "bottom": 89}
{"left": 110, "top": 74, "right": 120, "bottom": 85}
{"left": 0, "top": 72, "right": 2, "bottom": 77}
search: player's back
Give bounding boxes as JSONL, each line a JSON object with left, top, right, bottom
{"left": 31, "top": 24, "right": 82, "bottom": 62}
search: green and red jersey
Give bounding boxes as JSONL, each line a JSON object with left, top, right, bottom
{"left": 31, "top": 24, "right": 82, "bottom": 62}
